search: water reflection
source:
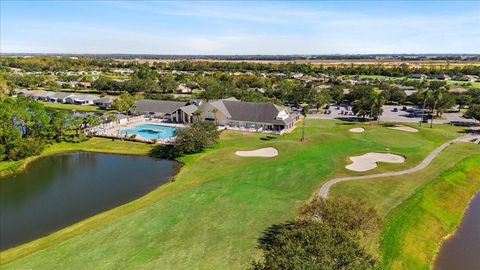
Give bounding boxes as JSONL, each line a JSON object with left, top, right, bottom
{"left": 0, "top": 152, "right": 181, "bottom": 250}
{"left": 434, "top": 192, "right": 480, "bottom": 270}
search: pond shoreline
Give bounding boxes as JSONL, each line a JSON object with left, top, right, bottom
{"left": 0, "top": 138, "right": 155, "bottom": 178}
{"left": 432, "top": 191, "right": 480, "bottom": 270}
{"left": 0, "top": 139, "right": 184, "bottom": 265}
{"left": 0, "top": 152, "right": 182, "bottom": 250}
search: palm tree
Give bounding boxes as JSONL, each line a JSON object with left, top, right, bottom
{"left": 107, "top": 114, "right": 117, "bottom": 123}
{"left": 419, "top": 89, "right": 432, "bottom": 126}
{"left": 211, "top": 108, "right": 219, "bottom": 125}
{"left": 81, "top": 115, "right": 100, "bottom": 135}
{"left": 430, "top": 90, "right": 443, "bottom": 128}
{"left": 192, "top": 110, "right": 203, "bottom": 122}
{"left": 301, "top": 106, "right": 308, "bottom": 142}
{"left": 71, "top": 118, "right": 84, "bottom": 137}
{"left": 369, "top": 96, "right": 377, "bottom": 126}
{"left": 376, "top": 96, "right": 385, "bottom": 124}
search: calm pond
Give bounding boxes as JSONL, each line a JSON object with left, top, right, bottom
{"left": 0, "top": 152, "right": 181, "bottom": 250}
{"left": 434, "top": 192, "right": 480, "bottom": 270}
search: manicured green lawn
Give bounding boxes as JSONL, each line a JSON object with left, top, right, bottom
{"left": 0, "top": 120, "right": 472, "bottom": 269}
{"left": 381, "top": 154, "right": 479, "bottom": 269}
{"left": 331, "top": 143, "right": 480, "bottom": 258}
{"left": 40, "top": 101, "right": 106, "bottom": 113}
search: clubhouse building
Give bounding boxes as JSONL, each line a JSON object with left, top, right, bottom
{"left": 131, "top": 98, "right": 300, "bottom": 134}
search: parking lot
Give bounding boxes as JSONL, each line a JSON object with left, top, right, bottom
{"left": 308, "top": 105, "right": 477, "bottom": 125}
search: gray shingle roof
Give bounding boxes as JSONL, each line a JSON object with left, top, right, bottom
{"left": 71, "top": 94, "right": 97, "bottom": 101}
{"left": 208, "top": 100, "right": 231, "bottom": 118}
{"left": 133, "top": 99, "right": 188, "bottom": 114}
{"left": 222, "top": 101, "right": 295, "bottom": 125}
{"left": 178, "top": 104, "right": 198, "bottom": 115}
{"left": 94, "top": 96, "right": 115, "bottom": 103}
{"left": 50, "top": 92, "right": 74, "bottom": 99}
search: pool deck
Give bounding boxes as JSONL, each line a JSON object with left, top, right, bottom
{"left": 90, "top": 116, "right": 186, "bottom": 144}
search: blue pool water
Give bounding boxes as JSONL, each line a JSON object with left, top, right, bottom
{"left": 120, "top": 124, "right": 177, "bottom": 140}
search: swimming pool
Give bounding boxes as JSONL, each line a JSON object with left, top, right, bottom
{"left": 120, "top": 124, "right": 177, "bottom": 140}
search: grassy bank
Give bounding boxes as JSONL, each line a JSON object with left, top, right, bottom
{"left": 331, "top": 143, "right": 480, "bottom": 257}
{"left": 0, "top": 138, "right": 152, "bottom": 177}
{"left": 40, "top": 101, "right": 106, "bottom": 113}
{"left": 380, "top": 154, "right": 480, "bottom": 269}
{"left": 0, "top": 120, "right": 470, "bottom": 269}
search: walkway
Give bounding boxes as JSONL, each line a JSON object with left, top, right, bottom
{"left": 318, "top": 134, "right": 480, "bottom": 198}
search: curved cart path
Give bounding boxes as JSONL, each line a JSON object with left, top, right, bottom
{"left": 318, "top": 134, "right": 479, "bottom": 198}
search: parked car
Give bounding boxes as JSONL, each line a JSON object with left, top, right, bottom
{"left": 392, "top": 108, "right": 399, "bottom": 112}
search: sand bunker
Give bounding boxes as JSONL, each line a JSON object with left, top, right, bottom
{"left": 235, "top": 147, "right": 278, "bottom": 157}
{"left": 346, "top": 153, "right": 405, "bottom": 172}
{"left": 349, "top": 127, "right": 365, "bottom": 133}
{"left": 387, "top": 125, "right": 418, "bottom": 133}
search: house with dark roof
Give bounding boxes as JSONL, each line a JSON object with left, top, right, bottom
{"left": 18, "top": 90, "right": 55, "bottom": 101}
{"left": 131, "top": 99, "right": 189, "bottom": 119}
{"left": 65, "top": 94, "right": 97, "bottom": 105}
{"left": 94, "top": 96, "right": 115, "bottom": 109}
{"left": 48, "top": 92, "right": 75, "bottom": 103}
{"left": 197, "top": 99, "right": 299, "bottom": 134}
{"left": 129, "top": 98, "right": 299, "bottom": 134}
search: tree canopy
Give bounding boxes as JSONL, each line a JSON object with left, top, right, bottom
{"left": 251, "top": 197, "right": 381, "bottom": 270}
{"left": 150, "top": 121, "right": 220, "bottom": 159}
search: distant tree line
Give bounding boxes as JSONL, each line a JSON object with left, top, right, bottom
{"left": 2, "top": 57, "right": 480, "bottom": 76}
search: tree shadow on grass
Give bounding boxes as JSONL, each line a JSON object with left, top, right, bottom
{"left": 260, "top": 136, "right": 277, "bottom": 141}
{"left": 335, "top": 122, "right": 355, "bottom": 126}
{"left": 257, "top": 221, "right": 296, "bottom": 248}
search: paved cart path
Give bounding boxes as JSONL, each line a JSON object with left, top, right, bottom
{"left": 318, "top": 134, "right": 480, "bottom": 198}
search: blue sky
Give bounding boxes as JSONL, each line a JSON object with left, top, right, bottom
{"left": 1, "top": 1, "right": 479, "bottom": 54}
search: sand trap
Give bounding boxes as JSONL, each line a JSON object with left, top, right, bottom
{"left": 235, "top": 147, "right": 278, "bottom": 157}
{"left": 346, "top": 153, "right": 405, "bottom": 172}
{"left": 349, "top": 127, "right": 365, "bottom": 133}
{"left": 387, "top": 125, "right": 418, "bottom": 133}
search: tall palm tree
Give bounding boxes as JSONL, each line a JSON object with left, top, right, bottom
{"left": 369, "top": 97, "right": 376, "bottom": 126}
{"left": 301, "top": 106, "right": 308, "bottom": 142}
{"left": 419, "top": 89, "right": 432, "bottom": 126}
{"left": 430, "top": 90, "right": 443, "bottom": 128}
{"left": 376, "top": 96, "right": 385, "bottom": 125}
{"left": 211, "top": 108, "right": 219, "bottom": 125}
{"left": 192, "top": 110, "right": 203, "bottom": 122}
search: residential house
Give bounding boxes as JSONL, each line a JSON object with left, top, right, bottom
{"left": 314, "top": 85, "right": 331, "bottom": 92}
{"left": 176, "top": 84, "right": 192, "bottom": 93}
{"left": 292, "top": 73, "right": 304, "bottom": 79}
{"left": 130, "top": 99, "right": 189, "bottom": 119}
{"left": 449, "top": 86, "right": 468, "bottom": 94}
{"left": 409, "top": 74, "right": 428, "bottom": 79}
{"left": 18, "top": 90, "right": 55, "bottom": 101}
{"left": 65, "top": 94, "right": 96, "bottom": 105}
{"left": 94, "top": 96, "right": 115, "bottom": 109}
{"left": 457, "top": 75, "right": 479, "bottom": 82}
{"left": 429, "top": 74, "right": 451, "bottom": 81}
{"left": 112, "top": 69, "right": 134, "bottom": 75}
{"left": 48, "top": 92, "right": 75, "bottom": 103}
{"left": 196, "top": 98, "right": 299, "bottom": 134}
